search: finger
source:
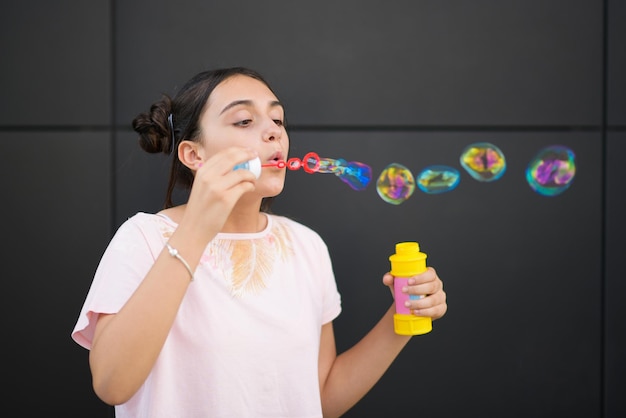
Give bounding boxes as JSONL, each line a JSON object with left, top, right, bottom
{"left": 407, "top": 267, "right": 438, "bottom": 285}
{"left": 380, "top": 272, "right": 394, "bottom": 299}
{"left": 411, "top": 301, "right": 448, "bottom": 319}
{"left": 404, "top": 286, "right": 444, "bottom": 309}
{"left": 407, "top": 279, "right": 441, "bottom": 298}
{"left": 188, "top": 167, "right": 256, "bottom": 212}
{"left": 197, "top": 147, "right": 258, "bottom": 175}
{"left": 218, "top": 147, "right": 259, "bottom": 173}
{"left": 382, "top": 272, "right": 394, "bottom": 286}
{"left": 412, "top": 303, "right": 448, "bottom": 319}
{"left": 195, "top": 157, "right": 258, "bottom": 192}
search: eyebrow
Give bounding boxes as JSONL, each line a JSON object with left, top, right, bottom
{"left": 219, "top": 99, "right": 283, "bottom": 115}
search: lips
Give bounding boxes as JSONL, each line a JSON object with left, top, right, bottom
{"left": 268, "top": 151, "right": 284, "bottom": 163}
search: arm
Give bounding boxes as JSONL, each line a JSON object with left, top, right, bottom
{"left": 318, "top": 307, "right": 409, "bottom": 418}
{"left": 318, "top": 267, "right": 447, "bottom": 418}
{"left": 89, "top": 239, "right": 200, "bottom": 405}
{"left": 89, "top": 147, "right": 258, "bottom": 405}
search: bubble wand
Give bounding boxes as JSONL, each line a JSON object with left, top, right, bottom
{"left": 261, "top": 152, "right": 373, "bottom": 191}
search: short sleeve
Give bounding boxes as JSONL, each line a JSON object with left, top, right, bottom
{"left": 317, "top": 238, "right": 342, "bottom": 325}
{"left": 70, "top": 214, "right": 162, "bottom": 349}
{"left": 283, "top": 216, "right": 342, "bottom": 325}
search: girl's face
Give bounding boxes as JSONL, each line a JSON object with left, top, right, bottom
{"left": 198, "top": 74, "right": 289, "bottom": 198}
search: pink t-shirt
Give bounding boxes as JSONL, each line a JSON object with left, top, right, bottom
{"left": 72, "top": 212, "right": 342, "bottom": 418}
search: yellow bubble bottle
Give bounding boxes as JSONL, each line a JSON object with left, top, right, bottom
{"left": 389, "top": 242, "right": 432, "bottom": 335}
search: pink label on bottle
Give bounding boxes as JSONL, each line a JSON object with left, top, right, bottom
{"left": 394, "top": 277, "right": 412, "bottom": 315}
{"left": 394, "top": 277, "right": 424, "bottom": 315}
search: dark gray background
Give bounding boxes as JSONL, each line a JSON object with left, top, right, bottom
{"left": 1, "top": 1, "right": 623, "bottom": 417}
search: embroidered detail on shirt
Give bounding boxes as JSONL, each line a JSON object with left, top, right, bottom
{"left": 158, "top": 222, "right": 174, "bottom": 240}
{"left": 208, "top": 220, "right": 294, "bottom": 297}
{"left": 155, "top": 215, "right": 295, "bottom": 297}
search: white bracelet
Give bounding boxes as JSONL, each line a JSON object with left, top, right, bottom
{"left": 165, "top": 243, "right": 194, "bottom": 281}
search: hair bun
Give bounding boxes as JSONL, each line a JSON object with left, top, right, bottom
{"left": 132, "top": 95, "right": 174, "bottom": 154}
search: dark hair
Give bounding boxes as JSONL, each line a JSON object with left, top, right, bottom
{"left": 132, "top": 67, "right": 279, "bottom": 211}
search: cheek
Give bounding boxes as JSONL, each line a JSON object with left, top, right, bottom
{"left": 282, "top": 133, "right": 290, "bottom": 152}
{"left": 196, "top": 138, "right": 221, "bottom": 156}
{"left": 200, "top": 134, "right": 243, "bottom": 156}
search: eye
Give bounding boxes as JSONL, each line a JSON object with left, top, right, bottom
{"left": 234, "top": 119, "right": 252, "bottom": 127}
{"left": 273, "top": 119, "right": 284, "bottom": 127}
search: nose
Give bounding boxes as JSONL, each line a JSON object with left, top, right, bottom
{"left": 262, "top": 119, "right": 282, "bottom": 142}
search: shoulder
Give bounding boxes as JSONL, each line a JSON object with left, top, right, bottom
{"left": 112, "top": 212, "right": 175, "bottom": 246}
{"left": 122, "top": 212, "right": 174, "bottom": 228}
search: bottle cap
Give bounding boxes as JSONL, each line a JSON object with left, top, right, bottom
{"left": 389, "top": 241, "right": 427, "bottom": 277}
{"left": 246, "top": 156, "right": 261, "bottom": 178}
{"left": 233, "top": 156, "right": 261, "bottom": 179}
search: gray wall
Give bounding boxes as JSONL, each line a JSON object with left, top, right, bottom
{"left": 1, "top": 1, "right": 624, "bottom": 416}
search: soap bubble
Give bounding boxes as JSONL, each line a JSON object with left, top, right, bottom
{"left": 460, "top": 142, "right": 506, "bottom": 181}
{"left": 417, "top": 165, "right": 461, "bottom": 194}
{"left": 337, "top": 161, "right": 372, "bottom": 191}
{"left": 285, "top": 153, "right": 371, "bottom": 190}
{"left": 315, "top": 157, "right": 372, "bottom": 190}
{"left": 376, "top": 163, "right": 416, "bottom": 205}
{"left": 526, "top": 145, "right": 576, "bottom": 196}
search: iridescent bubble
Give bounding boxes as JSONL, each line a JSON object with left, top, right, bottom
{"left": 317, "top": 158, "right": 342, "bottom": 174}
{"left": 526, "top": 145, "right": 576, "bottom": 196}
{"left": 316, "top": 157, "right": 372, "bottom": 190}
{"left": 281, "top": 152, "right": 371, "bottom": 190}
{"left": 417, "top": 165, "right": 461, "bottom": 194}
{"left": 338, "top": 161, "right": 372, "bottom": 191}
{"left": 376, "top": 163, "right": 416, "bottom": 205}
{"left": 460, "top": 142, "right": 506, "bottom": 181}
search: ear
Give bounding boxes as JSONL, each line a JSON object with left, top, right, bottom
{"left": 177, "top": 140, "right": 203, "bottom": 170}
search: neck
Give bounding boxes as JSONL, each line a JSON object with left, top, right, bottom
{"left": 159, "top": 200, "right": 266, "bottom": 234}
{"left": 222, "top": 211, "right": 267, "bottom": 233}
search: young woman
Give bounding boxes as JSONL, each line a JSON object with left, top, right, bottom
{"left": 72, "top": 67, "right": 447, "bottom": 418}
